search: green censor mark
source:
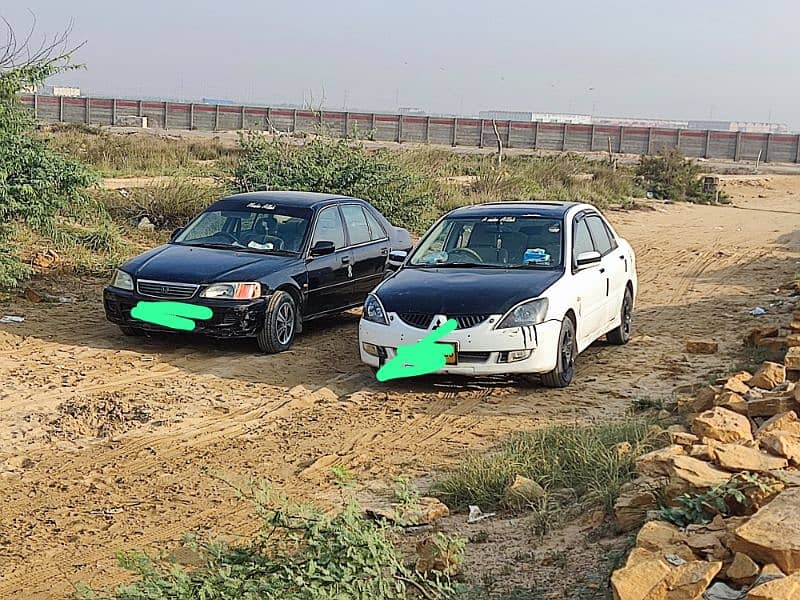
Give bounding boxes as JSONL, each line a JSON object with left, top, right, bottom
{"left": 130, "top": 301, "right": 213, "bottom": 331}
{"left": 376, "top": 318, "right": 458, "bottom": 381}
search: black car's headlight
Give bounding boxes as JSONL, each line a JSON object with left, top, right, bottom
{"left": 363, "top": 294, "right": 388, "bottom": 325}
{"left": 200, "top": 282, "right": 262, "bottom": 300}
{"left": 496, "top": 298, "right": 549, "bottom": 329}
{"left": 110, "top": 269, "right": 134, "bottom": 291}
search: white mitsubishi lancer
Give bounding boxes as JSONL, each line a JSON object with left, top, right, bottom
{"left": 358, "top": 201, "right": 637, "bottom": 387}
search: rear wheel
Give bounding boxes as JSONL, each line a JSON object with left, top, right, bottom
{"left": 257, "top": 291, "right": 298, "bottom": 353}
{"left": 607, "top": 287, "right": 633, "bottom": 345}
{"left": 119, "top": 325, "right": 144, "bottom": 337}
{"left": 541, "top": 317, "right": 577, "bottom": 388}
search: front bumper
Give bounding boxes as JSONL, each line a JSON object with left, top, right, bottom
{"left": 358, "top": 313, "right": 562, "bottom": 376}
{"left": 103, "top": 287, "right": 267, "bottom": 337}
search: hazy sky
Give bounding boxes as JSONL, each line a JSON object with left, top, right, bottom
{"left": 5, "top": 1, "right": 799, "bottom": 128}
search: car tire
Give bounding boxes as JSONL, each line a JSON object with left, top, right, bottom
{"left": 257, "top": 291, "right": 298, "bottom": 353}
{"left": 607, "top": 287, "right": 633, "bottom": 346}
{"left": 119, "top": 325, "right": 144, "bottom": 337}
{"left": 541, "top": 317, "right": 577, "bottom": 388}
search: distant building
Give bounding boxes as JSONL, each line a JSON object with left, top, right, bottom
{"left": 479, "top": 110, "right": 533, "bottom": 122}
{"left": 592, "top": 116, "right": 688, "bottom": 128}
{"left": 36, "top": 85, "right": 81, "bottom": 97}
{"left": 687, "top": 120, "right": 788, "bottom": 134}
{"left": 531, "top": 112, "right": 592, "bottom": 125}
{"left": 202, "top": 98, "right": 236, "bottom": 105}
{"left": 399, "top": 107, "right": 427, "bottom": 116}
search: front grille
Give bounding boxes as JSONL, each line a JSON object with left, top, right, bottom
{"left": 397, "top": 313, "right": 490, "bottom": 330}
{"left": 458, "top": 351, "right": 492, "bottom": 363}
{"left": 137, "top": 279, "right": 199, "bottom": 300}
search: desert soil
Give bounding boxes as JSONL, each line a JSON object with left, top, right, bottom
{"left": 1, "top": 175, "right": 800, "bottom": 597}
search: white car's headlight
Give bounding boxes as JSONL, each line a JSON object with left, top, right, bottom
{"left": 110, "top": 269, "right": 134, "bottom": 291}
{"left": 200, "top": 282, "right": 262, "bottom": 300}
{"left": 363, "top": 294, "right": 388, "bottom": 325}
{"left": 496, "top": 298, "right": 549, "bottom": 329}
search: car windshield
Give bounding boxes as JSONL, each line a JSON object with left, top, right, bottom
{"left": 408, "top": 215, "right": 563, "bottom": 268}
{"left": 174, "top": 205, "right": 312, "bottom": 254}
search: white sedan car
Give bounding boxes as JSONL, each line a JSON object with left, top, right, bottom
{"left": 358, "top": 201, "right": 637, "bottom": 387}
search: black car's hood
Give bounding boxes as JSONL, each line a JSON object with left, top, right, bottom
{"left": 122, "top": 244, "right": 299, "bottom": 283}
{"left": 376, "top": 267, "right": 562, "bottom": 315}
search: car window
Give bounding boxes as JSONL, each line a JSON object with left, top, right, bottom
{"left": 363, "top": 208, "right": 387, "bottom": 241}
{"left": 573, "top": 218, "right": 594, "bottom": 260}
{"left": 585, "top": 215, "right": 614, "bottom": 255}
{"left": 341, "top": 204, "right": 371, "bottom": 245}
{"left": 311, "top": 207, "right": 346, "bottom": 250}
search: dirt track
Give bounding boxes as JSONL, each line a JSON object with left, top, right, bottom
{"left": 2, "top": 175, "right": 800, "bottom": 597}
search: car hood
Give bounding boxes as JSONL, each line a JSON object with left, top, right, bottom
{"left": 375, "top": 267, "right": 562, "bottom": 315}
{"left": 122, "top": 244, "right": 299, "bottom": 283}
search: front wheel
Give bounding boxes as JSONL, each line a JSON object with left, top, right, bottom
{"left": 119, "top": 325, "right": 144, "bottom": 337}
{"left": 541, "top": 317, "right": 577, "bottom": 388}
{"left": 257, "top": 291, "right": 298, "bottom": 353}
{"left": 607, "top": 288, "right": 633, "bottom": 345}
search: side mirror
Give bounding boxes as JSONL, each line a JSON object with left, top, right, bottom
{"left": 170, "top": 227, "right": 184, "bottom": 241}
{"left": 575, "top": 250, "right": 602, "bottom": 269}
{"left": 388, "top": 250, "right": 407, "bottom": 264}
{"left": 310, "top": 240, "right": 336, "bottom": 257}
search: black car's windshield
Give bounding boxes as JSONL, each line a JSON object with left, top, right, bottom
{"left": 408, "top": 215, "right": 563, "bottom": 268}
{"left": 175, "top": 205, "right": 312, "bottom": 253}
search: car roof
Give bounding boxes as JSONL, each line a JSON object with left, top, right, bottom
{"left": 213, "top": 191, "right": 354, "bottom": 209}
{"left": 447, "top": 201, "right": 579, "bottom": 219}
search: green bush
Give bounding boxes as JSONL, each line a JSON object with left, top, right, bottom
{"left": 78, "top": 483, "right": 461, "bottom": 600}
{"left": 433, "top": 420, "right": 660, "bottom": 513}
{"left": 636, "top": 148, "right": 713, "bottom": 202}
{"left": 231, "top": 133, "right": 436, "bottom": 232}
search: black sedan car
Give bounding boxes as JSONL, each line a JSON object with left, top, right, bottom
{"left": 104, "top": 191, "right": 412, "bottom": 352}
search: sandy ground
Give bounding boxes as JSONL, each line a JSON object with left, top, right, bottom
{"left": 1, "top": 175, "right": 800, "bottom": 597}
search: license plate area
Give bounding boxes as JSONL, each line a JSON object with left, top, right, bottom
{"left": 442, "top": 342, "right": 458, "bottom": 365}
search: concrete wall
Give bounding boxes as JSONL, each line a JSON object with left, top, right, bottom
{"left": 20, "top": 94, "right": 800, "bottom": 164}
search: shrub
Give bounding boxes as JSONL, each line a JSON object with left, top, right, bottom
{"left": 433, "top": 420, "right": 660, "bottom": 513}
{"left": 636, "top": 148, "right": 714, "bottom": 202}
{"left": 231, "top": 133, "right": 436, "bottom": 232}
{"left": 78, "top": 483, "right": 461, "bottom": 600}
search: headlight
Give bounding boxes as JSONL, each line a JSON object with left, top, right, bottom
{"left": 363, "top": 294, "right": 388, "bottom": 325}
{"left": 496, "top": 298, "right": 549, "bottom": 329}
{"left": 200, "top": 282, "right": 262, "bottom": 300}
{"left": 110, "top": 269, "right": 134, "bottom": 291}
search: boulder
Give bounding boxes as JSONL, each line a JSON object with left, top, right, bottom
{"left": 748, "top": 395, "right": 800, "bottom": 419}
{"left": 636, "top": 445, "right": 686, "bottom": 478}
{"left": 788, "top": 333, "right": 800, "bottom": 348}
{"left": 745, "top": 327, "right": 779, "bottom": 345}
{"left": 611, "top": 558, "right": 671, "bottom": 600}
{"left": 749, "top": 363, "right": 786, "bottom": 390}
{"left": 415, "top": 535, "right": 461, "bottom": 575}
{"left": 614, "top": 441, "right": 633, "bottom": 458}
{"left": 724, "top": 377, "right": 752, "bottom": 396}
{"left": 755, "top": 411, "right": 799, "bottom": 437}
{"left": 733, "top": 488, "right": 800, "bottom": 574}
{"left": 746, "top": 572, "right": 800, "bottom": 599}
{"left": 364, "top": 496, "right": 449, "bottom": 526}
{"left": 714, "top": 444, "right": 788, "bottom": 472}
{"left": 717, "top": 391, "right": 749, "bottom": 415}
{"left": 680, "top": 386, "right": 719, "bottom": 413}
{"left": 760, "top": 431, "right": 800, "bottom": 464}
{"left": 704, "top": 582, "right": 745, "bottom": 600}
{"left": 686, "top": 530, "right": 728, "bottom": 561}
{"left": 614, "top": 477, "right": 667, "bottom": 531}
{"left": 637, "top": 521, "right": 687, "bottom": 552}
{"left": 786, "top": 347, "right": 800, "bottom": 370}
{"left": 672, "top": 432, "right": 700, "bottom": 446}
{"left": 692, "top": 407, "right": 753, "bottom": 443}
{"left": 504, "top": 475, "right": 545, "bottom": 506}
{"left": 726, "top": 552, "right": 760, "bottom": 585}
{"left": 686, "top": 340, "right": 719, "bottom": 354}
{"left": 669, "top": 455, "right": 731, "bottom": 490}
{"left": 689, "top": 444, "right": 718, "bottom": 461}
{"left": 663, "top": 560, "right": 722, "bottom": 599}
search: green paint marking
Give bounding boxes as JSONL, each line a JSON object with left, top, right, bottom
{"left": 130, "top": 301, "right": 213, "bottom": 331}
{"left": 376, "top": 318, "right": 458, "bottom": 381}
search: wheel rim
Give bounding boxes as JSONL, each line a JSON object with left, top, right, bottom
{"left": 561, "top": 326, "right": 575, "bottom": 372}
{"left": 275, "top": 301, "right": 295, "bottom": 345}
{"left": 622, "top": 295, "right": 632, "bottom": 338}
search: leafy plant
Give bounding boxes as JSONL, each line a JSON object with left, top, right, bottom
{"left": 660, "top": 472, "right": 782, "bottom": 527}
{"left": 79, "top": 482, "right": 462, "bottom": 600}
{"left": 636, "top": 148, "right": 717, "bottom": 202}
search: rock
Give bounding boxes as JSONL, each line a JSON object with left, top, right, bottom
{"left": 5, "top": 456, "right": 35, "bottom": 470}
{"left": 682, "top": 386, "right": 720, "bottom": 413}
{"left": 756, "top": 563, "right": 786, "bottom": 584}
{"left": 726, "top": 552, "right": 760, "bottom": 584}
{"left": 747, "top": 396, "right": 800, "bottom": 419}
{"left": 669, "top": 455, "right": 731, "bottom": 490}
{"left": 637, "top": 521, "right": 687, "bottom": 551}
{"left": 689, "top": 444, "right": 718, "bottom": 461}
{"left": 686, "top": 530, "right": 728, "bottom": 560}
{"left": 746, "top": 327, "right": 780, "bottom": 345}
{"left": 725, "top": 377, "right": 752, "bottom": 396}
{"left": 718, "top": 392, "right": 749, "bottom": 415}
{"left": 672, "top": 431, "right": 700, "bottom": 446}
{"left": 636, "top": 445, "right": 686, "bottom": 478}
{"left": 755, "top": 411, "right": 799, "bottom": 437}
{"left": 760, "top": 431, "right": 800, "bottom": 464}
{"left": 746, "top": 572, "right": 800, "bottom": 599}
{"left": 614, "top": 477, "right": 667, "bottom": 531}
{"left": 615, "top": 441, "right": 633, "bottom": 458}
{"left": 788, "top": 333, "right": 800, "bottom": 348}
{"left": 664, "top": 560, "right": 722, "bottom": 599}
{"left": 704, "top": 582, "right": 746, "bottom": 600}
{"left": 749, "top": 363, "right": 786, "bottom": 390}
{"left": 786, "top": 347, "right": 800, "bottom": 370}
{"left": 714, "top": 444, "right": 788, "bottom": 472}
{"left": 137, "top": 216, "right": 155, "bottom": 231}
{"left": 415, "top": 535, "right": 462, "bottom": 575}
{"left": 692, "top": 407, "right": 753, "bottom": 443}
{"left": 733, "top": 488, "right": 800, "bottom": 574}
{"left": 757, "top": 337, "right": 788, "bottom": 353}
{"left": 611, "top": 558, "right": 671, "bottom": 600}
{"left": 504, "top": 475, "right": 545, "bottom": 506}
{"left": 686, "top": 340, "right": 719, "bottom": 354}
{"left": 364, "top": 496, "right": 449, "bottom": 526}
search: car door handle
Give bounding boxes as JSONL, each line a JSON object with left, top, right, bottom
{"left": 341, "top": 256, "right": 350, "bottom": 264}
{"left": 619, "top": 255, "right": 625, "bottom": 260}
{"left": 380, "top": 248, "right": 388, "bottom": 256}
{"left": 599, "top": 267, "right": 605, "bottom": 274}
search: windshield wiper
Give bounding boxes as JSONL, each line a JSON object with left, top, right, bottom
{"left": 417, "top": 262, "right": 504, "bottom": 268}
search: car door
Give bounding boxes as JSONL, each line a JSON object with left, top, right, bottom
{"left": 584, "top": 213, "right": 621, "bottom": 328}
{"left": 305, "top": 205, "right": 353, "bottom": 316}
{"left": 571, "top": 215, "right": 607, "bottom": 348}
{"left": 340, "top": 203, "right": 389, "bottom": 301}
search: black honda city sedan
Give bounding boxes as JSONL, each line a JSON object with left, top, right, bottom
{"left": 103, "top": 191, "right": 412, "bottom": 352}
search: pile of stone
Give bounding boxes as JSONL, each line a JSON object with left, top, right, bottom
{"left": 612, "top": 360, "right": 800, "bottom": 599}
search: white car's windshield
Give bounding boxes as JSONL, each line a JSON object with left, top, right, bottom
{"left": 175, "top": 206, "right": 312, "bottom": 254}
{"left": 409, "top": 215, "right": 563, "bottom": 268}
